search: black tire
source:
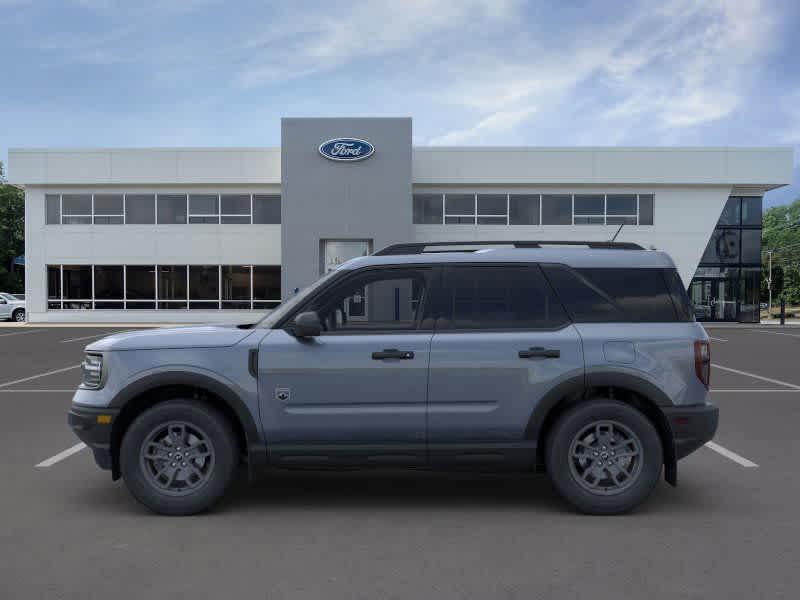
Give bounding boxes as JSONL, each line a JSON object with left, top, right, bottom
{"left": 120, "top": 400, "right": 238, "bottom": 516}
{"left": 12, "top": 309, "right": 25, "bottom": 322}
{"left": 545, "top": 400, "right": 663, "bottom": 515}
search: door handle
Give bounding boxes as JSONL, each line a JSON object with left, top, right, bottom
{"left": 372, "top": 348, "right": 415, "bottom": 360}
{"left": 518, "top": 347, "right": 560, "bottom": 359}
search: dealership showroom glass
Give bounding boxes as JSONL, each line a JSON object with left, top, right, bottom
{"left": 7, "top": 118, "right": 794, "bottom": 324}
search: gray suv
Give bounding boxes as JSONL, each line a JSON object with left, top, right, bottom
{"left": 68, "top": 241, "right": 718, "bottom": 515}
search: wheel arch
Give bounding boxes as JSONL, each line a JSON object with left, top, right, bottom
{"left": 527, "top": 371, "right": 677, "bottom": 485}
{"left": 109, "top": 371, "right": 266, "bottom": 481}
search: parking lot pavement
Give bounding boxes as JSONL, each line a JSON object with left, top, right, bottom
{"left": 1, "top": 325, "right": 799, "bottom": 599}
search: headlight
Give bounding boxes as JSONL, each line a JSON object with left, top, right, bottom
{"left": 81, "top": 353, "right": 104, "bottom": 389}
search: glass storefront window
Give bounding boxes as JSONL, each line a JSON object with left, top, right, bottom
{"left": 740, "top": 229, "right": 761, "bottom": 264}
{"left": 741, "top": 197, "right": 762, "bottom": 226}
{"left": 717, "top": 197, "right": 741, "bottom": 225}
{"left": 739, "top": 268, "right": 761, "bottom": 323}
{"left": 701, "top": 229, "right": 741, "bottom": 263}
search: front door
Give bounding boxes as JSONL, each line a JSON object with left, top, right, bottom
{"left": 259, "top": 265, "right": 434, "bottom": 465}
{"left": 689, "top": 278, "right": 738, "bottom": 321}
{"left": 426, "top": 264, "right": 584, "bottom": 467}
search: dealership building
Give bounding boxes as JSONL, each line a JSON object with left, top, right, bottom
{"left": 8, "top": 117, "right": 794, "bottom": 324}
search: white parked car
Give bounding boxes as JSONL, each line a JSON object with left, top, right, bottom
{"left": 0, "top": 293, "right": 26, "bottom": 322}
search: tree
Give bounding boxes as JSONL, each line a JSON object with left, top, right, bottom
{"left": 0, "top": 162, "right": 25, "bottom": 293}
{"left": 762, "top": 197, "right": 800, "bottom": 305}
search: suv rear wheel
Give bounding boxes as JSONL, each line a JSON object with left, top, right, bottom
{"left": 545, "top": 400, "right": 662, "bottom": 515}
{"left": 120, "top": 400, "right": 238, "bottom": 515}
{"left": 12, "top": 308, "right": 25, "bottom": 322}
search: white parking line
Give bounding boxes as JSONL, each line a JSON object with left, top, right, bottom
{"left": 0, "top": 389, "right": 75, "bottom": 393}
{"left": 0, "top": 364, "right": 81, "bottom": 389}
{"left": 711, "top": 389, "right": 800, "bottom": 393}
{"left": 0, "top": 329, "right": 43, "bottom": 338}
{"left": 35, "top": 443, "right": 87, "bottom": 468}
{"left": 704, "top": 441, "right": 759, "bottom": 467}
{"left": 747, "top": 329, "right": 800, "bottom": 339}
{"left": 59, "top": 333, "right": 114, "bottom": 344}
{"left": 712, "top": 363, "right": 800, "bottom": 390}
{"left": 707, "top": 336, "right": 728, "bottom": 342}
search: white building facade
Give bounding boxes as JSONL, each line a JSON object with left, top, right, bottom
{"left": 8, "top": 117, "right": 794, "bottom": 324}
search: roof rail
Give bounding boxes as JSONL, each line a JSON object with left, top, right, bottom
{"left": 373, "top": 240, "right": 644, "bottom": 255}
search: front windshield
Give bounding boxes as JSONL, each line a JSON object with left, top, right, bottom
{"left": 257, "top": 269, "right": 340, "bottom": 328}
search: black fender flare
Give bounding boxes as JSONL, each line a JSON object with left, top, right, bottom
{"left": 525, "top": 370, "right": 677, "bottom": 485}
{"left": 110, "top": 370, "right": 267, "bottom": 478}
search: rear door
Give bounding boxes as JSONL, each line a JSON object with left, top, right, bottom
{"left": 426, "top": 264, "right": 584, "bottom": 466}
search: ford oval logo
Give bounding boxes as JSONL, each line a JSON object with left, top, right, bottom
{"left": 318, "top": 138, "right": 375, "bottom": 162}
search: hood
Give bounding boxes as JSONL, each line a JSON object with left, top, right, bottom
{"left": 85, "top": 324, "right": 257, "bottom": 352}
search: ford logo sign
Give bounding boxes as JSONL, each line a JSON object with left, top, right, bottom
{"left": 318, "top": 138, "right": 375, "bottom": 162}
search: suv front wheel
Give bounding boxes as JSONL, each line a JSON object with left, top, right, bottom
{"left": 545, "top": 400, "right": 663, "bottom": 515}
{"left": 120, "top": 400, "right": 238, "bottom": 515}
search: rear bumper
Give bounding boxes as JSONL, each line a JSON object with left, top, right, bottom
{"left": 663, "top": 402, "right": 719, "bottom": 460}
{"left": 68, "top": 405, "right": 119, "bottom": 471}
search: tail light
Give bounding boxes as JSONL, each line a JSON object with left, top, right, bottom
{"left": 694, "top": 340, "right": 710, "bottom": 388}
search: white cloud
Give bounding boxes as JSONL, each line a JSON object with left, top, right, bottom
{"left": 237, "top": 0, "right": 519, "bottom": 88}
{"left": 429, "top": 107, "right": 536, "bottom": 145}
{"left": 428, "top": 0, "right": 779, "bottom": 144}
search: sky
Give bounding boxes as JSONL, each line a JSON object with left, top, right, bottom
{"left": 1, "top": 0, "right": 798, "bottom": 207}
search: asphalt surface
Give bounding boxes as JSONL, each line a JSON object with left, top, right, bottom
{"left": 0, "top": 324, "right": 799, "bottom": 599}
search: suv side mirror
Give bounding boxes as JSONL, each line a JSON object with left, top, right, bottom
{"left": 292, "top": 311, "right": 322, "bottom": 338}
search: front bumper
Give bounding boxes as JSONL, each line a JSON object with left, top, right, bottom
{"left": 663, "top": 402, "right": 719, "bottom": 460}
{"left": 68, "top": 405, "right": 119, "bottom": 471}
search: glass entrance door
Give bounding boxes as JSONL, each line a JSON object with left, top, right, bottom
{"left": 689, "top": 278, "right": 738, "bottom": 321}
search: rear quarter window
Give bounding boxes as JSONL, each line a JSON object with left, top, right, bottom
{"left": 542, "top": 265, "right": 690, "bottom": 323}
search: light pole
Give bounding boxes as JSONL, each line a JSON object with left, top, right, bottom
{"left": 767, "top": 250, "right": 773, "bottom": 315}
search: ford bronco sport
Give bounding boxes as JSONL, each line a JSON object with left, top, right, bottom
{"left": 68, "top": 241, "right": 718, "bottom": 515}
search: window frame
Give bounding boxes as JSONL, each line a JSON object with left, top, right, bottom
{"left": 46, "top": 264, "right": 281, "bottom": 311}
{"left": 413, "top": 192, "right": 654, "bottom": 227}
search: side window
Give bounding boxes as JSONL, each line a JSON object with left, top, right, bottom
{"left": 309, "top": 269, "right": 430, "bottom": 333}
{"left": 543, "top": 265, "right": 681, "bottom": 322}
{"left": 439, "top": 265, "right": 568, "bottom": 330}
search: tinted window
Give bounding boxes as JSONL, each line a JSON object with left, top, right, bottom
{"left": 663, "top": 268, "right": 694, "bottom": 322}
{"left": 717, "top": 197, "right": 740, "bottom": 226}
{"left": 158, "top": 265, "right": 187, "bottom": 308}
{"left": 126, "top": 266, "right": 156, "bottom": 299}
{"left": 740, "top": 229, "right": 761, "bottom": 263}
{"left": 62, "top": 194, "right": 92, "bottom": 224}
{"left": 157, "top": 194, "right": 187, "bottom": 224}
{"left": 309, "top": 269, "right": 429, "bottom": 332}
{"left": 253, "top": 266, "right": 281, "bottom": 309}
{"left": 541, "top": 195, "right": 571, "bottom": 225}
{"left": 93, "top": 194, "right": 124, "bottom": 224}
{"left": 93, "top": 266, "right": 123, "bottom": 299}
{"left": 440, "top": 265, "right": 567, "bottom": 330}
{"left": 189, "top": 194, "right": 219, "bottom": 223}
{"left": 125, "top": 194, "right": 155, "bottom": 224}
{"left": 222, "top": 265, "right": 251, "bottom": 309}
{"left": 221, "top": 194, "right": 250, "bottom": 224}
{"left": 573, "top": 195, "right": 604, "bottom": 225}
{"left": 189, "top": 265, "right": 219, "bottom": 308}
{"left": 544, "top": 266, "right": 681, "bottom": 322}
{"left": 638, "top": 194, "right": 654, "bottom": 225}
{"left": 47, "top": 266, "right": 61, "bottom": 299}
{"left": 62, "top": 265, "right": 92, "bottom": 300}
{"left": 46, "top": 195, "right": 60, "bottom": 224}
{"left": 413, "top": 194, "right": 443, "bottom": 224}
{"left": 509, "top": 194, "right": 540, "bottom": 225}
{"left": 741, "top": 196, "right": 762, "bottom": 226}
{"left": 477, "top": 194, "right": 507, "bottom": 224}
{"left": 253, "top": 194, "right": 281, "bottom": 224}
{"left": 702, "top": 229, "right": 740, "bottom": 263}
{"left": 445, "top": 194, "right": 475, "bottom": 224}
